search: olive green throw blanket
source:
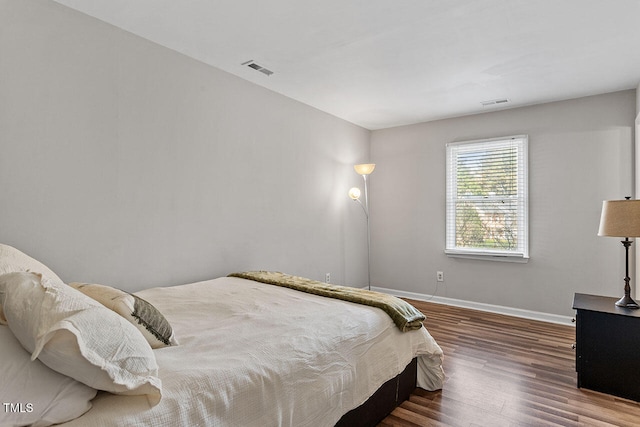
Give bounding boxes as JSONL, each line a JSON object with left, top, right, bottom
{"left": 228, "top": 271, "right": 425, "bottom": 332}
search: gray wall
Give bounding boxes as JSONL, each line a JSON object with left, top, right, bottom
{"left": 370, "top": 90, "right": 636, "bottom": 317}
{"left": 0, "top": 0, "right": 371, "bottom": 290}
{"left": 1, "top": 1, "right": 637, "bottom": 318}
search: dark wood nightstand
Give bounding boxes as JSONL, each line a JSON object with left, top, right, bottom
{"left": 572, "top": 293, "right": 640, "bottom": 401}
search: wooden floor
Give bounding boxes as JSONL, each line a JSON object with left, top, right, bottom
{"left": 379, "top": 299, "right": 640, "bottom": 427}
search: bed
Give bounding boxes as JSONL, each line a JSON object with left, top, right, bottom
{"left": 0, "top": 244, "right": 444, "bottom": 427}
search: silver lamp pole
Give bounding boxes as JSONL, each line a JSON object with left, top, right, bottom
{"left": 349, "top": 164, "right": 375, "bottom": 290}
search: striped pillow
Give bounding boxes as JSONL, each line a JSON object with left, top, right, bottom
{"left": 69, "top": 282, "right": 178, "bottom": 349}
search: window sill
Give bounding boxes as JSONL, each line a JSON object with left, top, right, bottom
{"left": 444, "top": 250, "right": 529, "bottom": 263}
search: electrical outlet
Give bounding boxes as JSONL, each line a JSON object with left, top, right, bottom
{"left": 436, "top": 271, "right": 444, "bottom": 282}
{"left": 325, "top": 273, "right": 331, "bottom": 283}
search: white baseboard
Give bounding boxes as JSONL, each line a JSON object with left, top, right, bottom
{"left": 372, "top": 286, "right": 575, "bottom": 326}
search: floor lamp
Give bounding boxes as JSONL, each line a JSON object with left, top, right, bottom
{"left": 349, "top": 163, "right": 375, "bottom": 290}
{"left": 598, "top": 197, "right": 640, "bottom": 309}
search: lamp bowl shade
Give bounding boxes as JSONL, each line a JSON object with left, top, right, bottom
{"left": 598, "top": 199, "right": 640, "bottom": 237}
{"left": 354, "top": 164, "right": 376, "bottom": 175}
{"left": 348, "top": 187, "right": 361, "bottom": 200}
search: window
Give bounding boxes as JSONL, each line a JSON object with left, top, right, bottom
{"left": 446, "top": 135, "right": 528, "bottom": 261}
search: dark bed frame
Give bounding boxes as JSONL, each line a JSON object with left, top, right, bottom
{"left": 335, "top": 358, "right": 417, "bottom": 427}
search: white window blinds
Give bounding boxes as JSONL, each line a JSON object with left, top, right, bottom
{"left": 446, "top": 135, "right": 529, "bottom": 260}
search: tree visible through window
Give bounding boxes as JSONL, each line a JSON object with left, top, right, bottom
{"left": 446, "top": 136, "right": 528, "bottom": 259}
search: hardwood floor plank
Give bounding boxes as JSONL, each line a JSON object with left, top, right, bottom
{"left": 379, "top": 299, "right": 640, "bottom": 426}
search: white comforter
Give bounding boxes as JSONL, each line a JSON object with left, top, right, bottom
{"left": 62, "top": 276, "right": 444, "bottom": 427}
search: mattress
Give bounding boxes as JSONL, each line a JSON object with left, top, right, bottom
{"left": 60, "top": 276, "right": 444, "bottom": 426}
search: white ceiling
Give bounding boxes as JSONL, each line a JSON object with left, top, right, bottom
{"left": 52, "top": 0, "right": 640, "bottom": 130}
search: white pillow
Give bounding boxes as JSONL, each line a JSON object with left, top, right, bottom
{"left": 69, "top": 282, "right": 178, "bottom": 349}
{"left": 0, "top": 325, "right": 97, "bottom": 427}
{"left": 0, "top": 272, "right": 162, "bottom": 406}
{"left": 0, "top": 243, "right": 64, "bottom": 324}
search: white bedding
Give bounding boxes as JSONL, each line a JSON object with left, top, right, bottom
{"left": 61, "top": 276, "right": 444, "bottom": 427}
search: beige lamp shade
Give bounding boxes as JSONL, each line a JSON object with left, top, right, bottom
{"left": 354, "top": 164, "right": 376, "bottom": 175}
{"left": 598, "top": 199, "right": 640, "bottom": 237}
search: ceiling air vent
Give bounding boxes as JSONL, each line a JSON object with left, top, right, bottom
{"left": 241, "top": 60, "right": 274, "bottom": 76}
{"left": 481, "top": 99, "right": 510, "bottom": 107}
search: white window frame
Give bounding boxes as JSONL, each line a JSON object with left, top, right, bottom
{"left": 445, "top": 135, "right": 529, "bottom": 262}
